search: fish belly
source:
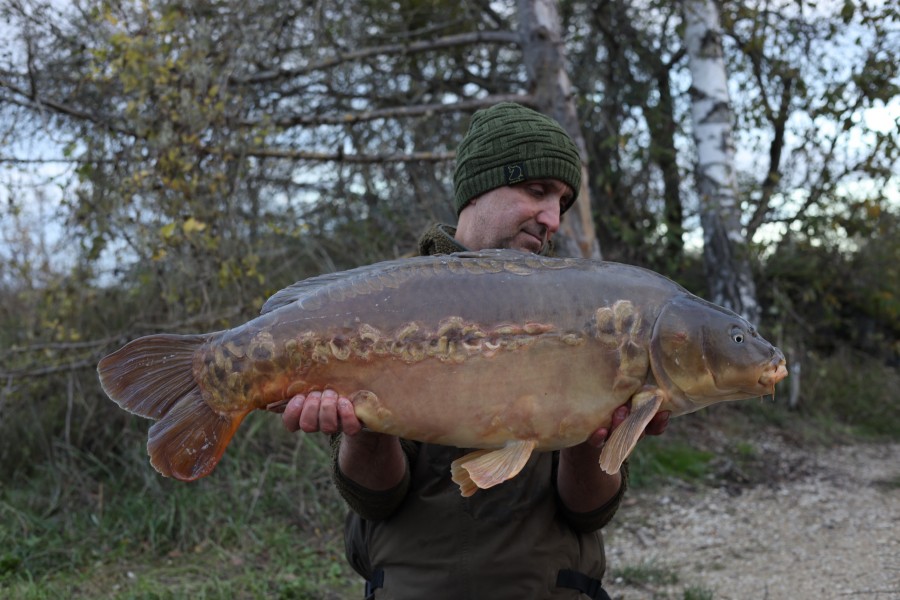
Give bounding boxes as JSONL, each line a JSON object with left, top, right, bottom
{"left": 302, "top": 338, "right": 633, "bottom": 451}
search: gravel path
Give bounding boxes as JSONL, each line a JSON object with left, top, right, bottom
{"left": 603, "top": 440, "right": 900, "bottom": 599}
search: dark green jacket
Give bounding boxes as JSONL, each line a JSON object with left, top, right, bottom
{"left": 332, "top": 224, "right": 627, "bottom": 599}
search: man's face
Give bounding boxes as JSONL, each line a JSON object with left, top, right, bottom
{"left": 455, "top": 179, "right": 575, "bottom": 254}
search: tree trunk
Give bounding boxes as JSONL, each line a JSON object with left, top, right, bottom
{"left": 518, "top": 0, "right": 601, "bottom": 260}
{"left": 683, "top": 0, "right": 760, "bottom": 323}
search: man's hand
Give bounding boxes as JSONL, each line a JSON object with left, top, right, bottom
{"left": 276, "top": 390, "right": 406, "bottom": 491}
{"left": 557, "top": 403, "right": 670, "bottom": 514}
{"left": 280, "top": 390, "right": 363, "bottom": 436}
{"left": 582, "top": 404, "right": 670, "bottom": 449}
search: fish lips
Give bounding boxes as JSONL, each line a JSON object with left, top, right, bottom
{"left": 758, "top": 358, "right": 788, "bottom": 390}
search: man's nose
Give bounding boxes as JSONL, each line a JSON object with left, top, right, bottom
{"left": 536, "top": 202, "right": 561, "bottom": 234}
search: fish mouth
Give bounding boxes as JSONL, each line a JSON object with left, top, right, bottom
{"left": 758, "top": 359, "right": 788, "bottom": 390}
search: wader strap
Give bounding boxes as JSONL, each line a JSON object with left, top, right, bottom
{"left": 364, "top": 568, "right": 384, "bottom": 599}
{"left": 556, "top": 569, "right": 612, "bottom": 600}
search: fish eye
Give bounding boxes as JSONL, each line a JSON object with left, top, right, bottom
{"left": 731, "top": 327, "right": 745, "bottom": 343}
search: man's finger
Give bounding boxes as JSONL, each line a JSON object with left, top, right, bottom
{"left": 298, "top": 391, "right": 323, "bottom": 433}
{"left": 318, "top": 390, "right": 340, "bottom": 434}
{"left": 586, "top": 428, "right": 609, "bottom": 448}
{"left": 610, "top": 405, "right": 629, "bottom": 429}
{"left": 282, "top": 394, "right": 306, "bottom": 432}
{"left": 645, "top": 411, "right": 670, "bottom": 436}
{"left": 337, "top": 397, "right": 362, "bottom": 436}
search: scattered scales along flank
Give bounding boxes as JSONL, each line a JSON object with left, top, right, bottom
{"left": 97, "top": 249, "right": 788, "bottom": 496}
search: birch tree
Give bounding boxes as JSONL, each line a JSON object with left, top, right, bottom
{"left": 519, "top": 0, "right": 601, "bottom": 259}
{"left": 683, "top": 0, "right": 760, "bottom": 323}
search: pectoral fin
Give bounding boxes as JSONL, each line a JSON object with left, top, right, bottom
{"left": 599, "top": 391, "right": 664, "bottom": 474}
{"left": 450, "top": 440, "right": 537, "bottom": 497}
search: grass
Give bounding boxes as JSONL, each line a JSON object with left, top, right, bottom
{"left": 874, "top": 473, "right": 900, "bottom": 491}
{"left": 0, "top": 415, "right": 359, "bottom": 599}
{"left": 683, "top": 586, "right": 715, "bottom": 600}
{"left": 627, "top": 438, "right": 715, "bottom": 489}
{"left": 612, "top": 561, "right": 718, "bottom": 599}
{"left": 613, "top": 560, "right": 679, "bottom": 587}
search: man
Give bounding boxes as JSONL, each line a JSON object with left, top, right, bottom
{"left": 282, "top": 103, "right": 669, "bottom": 599}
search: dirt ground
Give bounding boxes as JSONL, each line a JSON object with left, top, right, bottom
{"left": 603, "top": 436, "right": 900, "bottom": 599}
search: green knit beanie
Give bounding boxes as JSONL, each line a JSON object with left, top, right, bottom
{"left": 453, "top": 102, "right": 582, "bottom": 215}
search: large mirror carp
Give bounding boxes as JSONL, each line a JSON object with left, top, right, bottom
{"left": 98, "top": 249, "right": 787, "bottom": 496}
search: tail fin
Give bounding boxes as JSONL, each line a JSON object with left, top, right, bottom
{"left": 97, "top": 334, "right": 247, "bottom": 481}
{"left": 148, "top": 387, "right": 247, "bottom": 480}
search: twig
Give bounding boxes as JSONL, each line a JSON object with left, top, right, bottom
{"left": 233, "top": 31, "right": 520, "bottom": 83}
{"left": 244, "top": 148, "right": 455, "bottom": 163}
{"left": 264, "top": 94, "right": 532, "bottom": 127}
{"left": 0, "top": 357, "right": 99, "bottom": 378}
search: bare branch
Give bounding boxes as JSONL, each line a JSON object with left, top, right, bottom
{"left": 2, "top": 338, "right": 116, "bottom": 354}
{"left": 266, "top": 93, "right": 531, "bottom": 127}
{"left": 236, "top": 95, "right": 534, "bottom": 162}
{"left": 245, "top": 148, "right": 455, "bottom": 163}
{"left": 0, "top": 156, "right": 113, "bottom": 165}
{"left": 0, "top": 76, "right": 133, "bottom": 137}
{"left": 0, "top": 357, "right": 99, "bottom": 379}
{"left": 234, "top": 31, "right": 521, "bottom": 84}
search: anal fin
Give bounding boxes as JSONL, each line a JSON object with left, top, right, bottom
{"left": 450, "top": 440, "right": 537, "bottom": 497}
{"left": 599, "top": 390, "right": 664, "bottom": 474}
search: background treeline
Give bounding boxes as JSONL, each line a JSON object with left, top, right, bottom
{"left": 0, "top": 0, "right": 897, "bottom": 597}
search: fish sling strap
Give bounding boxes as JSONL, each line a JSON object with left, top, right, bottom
{"left": 556, "top": 569, "right": 613, "bottom": 600}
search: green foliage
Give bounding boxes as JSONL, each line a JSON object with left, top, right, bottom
{"left": 760, "top": 207, "right": 899, "bottom": 360}
{"left": 684, "top": 586, "right": 715, "bottom": 600}
{"left": 612, "top": 561, "right": 717, "bottom": 599}
{"left": 613, "top": 560, "right": 679, "bottom": 586}
{"left": 798, "top": 348, "right": 900, "bottom": 440}
{"left": 874, "top": 474, "right": 900, "bottom": 491}
{"left": 627, "top": 439, "right": 715, "bottom": 489}
{"left": 0, "top": 418, "right": 356, "bottom": 599}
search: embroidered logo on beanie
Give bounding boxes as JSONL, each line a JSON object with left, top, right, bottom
{"left": 505, "top": 163, "right": 527, "bottom": 185}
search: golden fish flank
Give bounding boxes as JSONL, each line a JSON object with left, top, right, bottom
{"left": 320, "top": 317, "right": 559, "bottom": 366}
{"left": 200, "top": 316, "right": 567, "bottom": 412}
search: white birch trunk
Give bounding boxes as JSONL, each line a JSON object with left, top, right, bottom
{"left": 518, "top": 0, "right": 601, "bottom": 260}
{"left": 684, "top": 0, "right": 760, "bottom": 324}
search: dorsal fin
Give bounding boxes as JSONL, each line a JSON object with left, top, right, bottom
{"left": 261, "top": 269, "right": 372, "bottom": 314}
{"left": 260, "top": 255, "right": 429, "bottom": 314}
{"left": 259, "top": 249, "right": 553, "bottom": 315}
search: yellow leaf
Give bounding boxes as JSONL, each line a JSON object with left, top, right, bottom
{"left": 160, "top": 222, "right": 177, "bottom": 239}
{"left": 183, "top": 217, "right": 206, "bottom": 234}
